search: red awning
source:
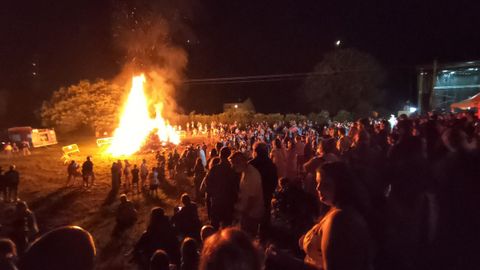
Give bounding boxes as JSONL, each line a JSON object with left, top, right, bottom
{"left": 450, "top": 92, "right": 480, "bottom": 110}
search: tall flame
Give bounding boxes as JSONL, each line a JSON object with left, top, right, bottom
{"left": 154, "top": 103, "right": 181, "bottom": 145}
{"left": 107, "top": 74, "right": 180, "bottom": 156}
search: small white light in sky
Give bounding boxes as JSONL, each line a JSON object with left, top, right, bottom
{"left": 32, "top": 72, "right": 37, "bottom": 76}
{"left": 335, "top": 40, "right": 341, "bottom": 46}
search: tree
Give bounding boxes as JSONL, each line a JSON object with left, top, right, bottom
{"left": 333, "top": 110, "right": 353, "bottom": 122}
{"left": 304, "top": 48, "right": 386, "bottom": 117}
{"left": 41, "top": 80, "right": 124, "bottom": 133}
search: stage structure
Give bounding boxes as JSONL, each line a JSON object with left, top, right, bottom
{"left": 417, "top": 60, "right": 480, "bottom": 113}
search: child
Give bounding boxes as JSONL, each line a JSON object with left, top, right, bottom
{"left": 150, "top": 167, "right": 159, "bottom": 197}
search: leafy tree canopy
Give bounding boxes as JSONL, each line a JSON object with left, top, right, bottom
{"left": 41, "top": 80, "right": 124, "bottom": 133}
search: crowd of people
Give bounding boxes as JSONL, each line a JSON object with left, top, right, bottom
{"left": 1, "top": 141, "right": 31, "bottom": 157}
{"left": 0, "top": 111, "right": 479, "bottom": 270}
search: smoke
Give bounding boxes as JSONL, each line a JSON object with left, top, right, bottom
{"left": 110, "top": 0, "right": 195, "bottom": 116}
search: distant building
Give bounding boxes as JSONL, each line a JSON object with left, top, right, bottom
{"left": 223, "top": 98, "right": 255, "bottom": 113}
{"left": 417, "top": 60, "right": 480, "bottom": 113}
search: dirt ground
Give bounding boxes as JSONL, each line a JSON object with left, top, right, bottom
{"left": 0, "top": 135, "right": 207, "bottom": 270}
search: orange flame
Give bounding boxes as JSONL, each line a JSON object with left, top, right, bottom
{"left": 107, "top": 74, "right": 180, "bottom": 156}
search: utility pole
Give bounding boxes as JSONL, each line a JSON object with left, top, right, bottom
{"left": 429, "top": 59, "right": 437, "bottom": 112}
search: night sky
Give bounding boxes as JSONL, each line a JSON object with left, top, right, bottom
{"left": 1, "top": 0, "right": 480, "bottom": 126}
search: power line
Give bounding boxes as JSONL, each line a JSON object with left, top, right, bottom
{"left": 183, "top": 66, "right": 413, "bottom": 85}
{"left": 185, "top": 72, "right": 311, "bottom": 83}
{"left": 184, "top": 74, "right": 310, "bottom": 85}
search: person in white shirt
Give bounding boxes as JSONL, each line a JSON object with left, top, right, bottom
{"left": 198, "top": 146, "right": 207, "bottom": 167}
{"left": 229, "top": 152, "right": 264, "bottom": 236}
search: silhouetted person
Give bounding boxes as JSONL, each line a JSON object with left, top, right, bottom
{"left": 134, "top": 207, "right": 180, "bottom": 269}
{"left": 114, "top": 194, "right": 137, "bottom": 236}
{"left": 199, "top": 228, "right": 261, "bottom": 270}
{"left": 123, "top": 159, "right": 132, "bottom": 192}
{"left": 193, "top": 158, "right": 206, "bottom": 202}
{"left": 132, "top": 164, "right": 140, "bottom": 194}
{"left": 172, "top": 194, "right": 201, "bottom": 240}
{"left": 249, "top": 142, "right": 278, "bottom": 239}
{"left": 11, "top": 201, "right": 38, "bottom": 254}
{"left": 81, "top": 157, "right": 94, "bottom": 188}
{"left": 140, "top": 159, "right": 149, "bottom": 191}
{"left": 204, "top": 147, "right": 239, "bottom": 229}
{"left": 111, "top": 162, "right": 121, "bottom": 192}
{"left": 19, "top": 226, "right": 96, "bottom": 270}
{"left": 66, "top": 160, "right": 80, "bottom": 187}
{"left": 4, "top": 165, "right": 19, "bottom": 203}
{"left": 200, "top": 225, "right": 216, "bottom": 244}
{"left": 150, "top": 249, "right": 170, "bottom": 270}
{"left": 0, "top": 238, "right": 17, "bottom": 270}
{"left": 180, "top": 238, "right": 199, "bottom": 270}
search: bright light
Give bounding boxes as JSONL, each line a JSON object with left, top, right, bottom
{"left": 107, "top": 74, "right": 180, "bottom": 156}
{"left": 154, "top": 103, "right": 180, "bottom": 145}
{"left": 409, "top": 107, "right": 417, "bottom": 113}
{"left": 388, "top": 115, "right": 397, "bottom": 128}
{"left": 234, "top": 104, "right": 238, "bottom": 109}
{"left": 335, "top": 40, "right": 341, "bottom": 46}
{"left": 108, "top": 75, "right": 152, "bottom": 156}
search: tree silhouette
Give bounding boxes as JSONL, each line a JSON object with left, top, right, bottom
{"left": 304, "top": 48, "right": 386, "bottom": 117}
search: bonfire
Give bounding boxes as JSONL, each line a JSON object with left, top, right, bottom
{"left": 107, "top": 74, "right": 180, "bottom": 156}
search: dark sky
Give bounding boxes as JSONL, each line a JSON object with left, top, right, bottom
{"left": 1, "top": 0, "right": 480, "bottom": 125}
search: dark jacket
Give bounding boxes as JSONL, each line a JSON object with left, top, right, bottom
{"left": 204, "top": 161, "right": 239, "bottom": 214}
{"left": 5, "top": 169, "right": 19, "bottom": 186}
{"left": 249, "top": 156, "right": 278, "bottom": 208}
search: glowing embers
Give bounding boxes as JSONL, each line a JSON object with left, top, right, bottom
{"left": 107, "top": 74, "right": 180, "bottom": 156}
